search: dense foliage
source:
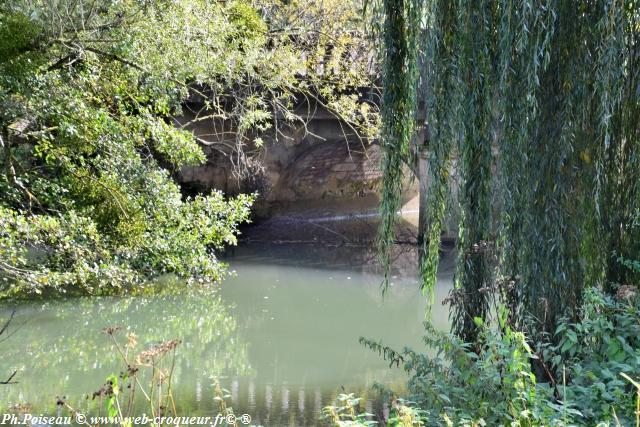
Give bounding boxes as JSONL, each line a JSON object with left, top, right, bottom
{"left": 0, "top": 0, "right": 378, "bottom": 297}
{"left": 377, "top": 0, "right": 640, "bottom": 340}
{"left": 356, "top": 286, "right": 640, "bottom": 426}
{"left": 376, "top": 0, "right": 420, "bottom": 291}
{"left": 0, "top": 1, "right": 261, "bottom": 297}
{"left": 366, "top": 0, "right": 640, "bottom": 425}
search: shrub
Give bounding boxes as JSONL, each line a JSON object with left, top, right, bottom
{"left": 547, "top": 286, "right": 640, "bottom": 425}
{"left": 358, "top": 288, "right": 640, "bottom": 426}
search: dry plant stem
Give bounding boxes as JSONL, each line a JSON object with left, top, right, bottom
{"left": 109, "top": 334, "right": 152, "bottom": 405}
{"left": 157, "top": 373, "right": 161, "bottom": 417}
{"left": 612, "top": 406, "right": 621, "bottom": 427}
{"left": 167, "top": 348, "right": 178, "bottom": 416}
{"left": 61, "top": 401, "right": 90, "bottom": 426}
{"left": 126, "top": 378, "right": 136, "bottom": 417}
{"left": 620, "top": 372, "right": 640, "bottom": 427}
{"left": 115, "top": 395, "right": 124, "bottom": 421}
{"left": 149, "top": 360, "right": 156, "bottom": 417}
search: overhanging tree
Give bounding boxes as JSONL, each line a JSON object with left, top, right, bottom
{"left": 0, "top": 0, "right": 381, "bottom": 298}
{"left": 377, "top": 0, "right": 640, "bottom": 339}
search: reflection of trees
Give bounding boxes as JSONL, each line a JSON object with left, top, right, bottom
{"left": 0, "top": 292, "right": 251, "bottom": 409}
{"left": 235, "top": 214, "right": 456, "bottom": 280}
{"left": 1, "top": 309, "right": 18, "bottom": 385}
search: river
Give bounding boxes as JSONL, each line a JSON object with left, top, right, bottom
{"left": 0, "top": 213, "right": 454, "bottom": 426}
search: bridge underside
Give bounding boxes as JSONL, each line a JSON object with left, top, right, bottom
{"left": 174, "top": 98, "right": 459, "bottom": 240}
{"left": 174, "top": 99, "right": 417, "bottom": 211}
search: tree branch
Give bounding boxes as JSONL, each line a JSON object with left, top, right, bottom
{"left": 0, "top": 371, "right": 17, "bottom": 385}
{"left": 1, "top": 309, "right": 18, "bottom": 385}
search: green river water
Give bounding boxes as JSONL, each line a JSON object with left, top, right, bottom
{"left": 0, "top": 221, "right": 454, "bottom": 426}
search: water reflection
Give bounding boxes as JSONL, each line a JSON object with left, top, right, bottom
{"left": 0, "top": 236, "right": 454, "bottom": 425}
{"left": 216, "top": 241, "right": 453, "bottom": 425}
{"left": 0, "top": 293, "right": 251, "bottom": 415}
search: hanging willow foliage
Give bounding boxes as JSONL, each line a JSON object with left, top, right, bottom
{"left": 377, "top": 0, "right": 640, "bottom": 339}
{"left": 377, "top": 0, "right": 420, "bottom": 291}
{"left": 496, "top": 0, "right": 640, "bottom": 334}
{"left": 417, "top": 0, "right": 459, "bottom": 305}
{"left": 448, "top": 1, "right": 498, "bottom": 342}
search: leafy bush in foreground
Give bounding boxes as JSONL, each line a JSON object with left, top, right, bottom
{"left": 351, "top": 288, "right": 640, "bottom": 426}
{"left": 547, "top": 287, "right": 640, "bottom": 424}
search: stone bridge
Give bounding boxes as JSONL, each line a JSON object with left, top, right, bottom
{"left": 174, "top": 95, "right": 459, "bottom": 238}
{"left": 175, "top": 97, "right": 414, "bottom": 209}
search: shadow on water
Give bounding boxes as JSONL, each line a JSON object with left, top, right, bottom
{"left": 0, "top": 211, "right": 454, "bottom": 426}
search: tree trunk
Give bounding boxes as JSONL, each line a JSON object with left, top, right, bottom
{"left": 417, "top": 149, "right": 430, "bottom": 246}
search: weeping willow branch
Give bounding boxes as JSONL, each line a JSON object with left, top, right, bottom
{"left": 448, "top": 1, "right": 497, "bottom": 342}
{"left": 379, "top": 0, "right": 640, "bottom": 342}
{"left": 416, "top": 0, "right": 458, "bottom": 305}
{"left": 377, "top": 0, "right": 420, "bottom": 294}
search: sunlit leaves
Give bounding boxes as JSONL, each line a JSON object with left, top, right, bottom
{"left": 0, "top": 0, "right": 264, "bottom": 297}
